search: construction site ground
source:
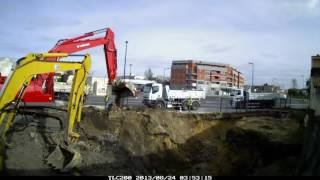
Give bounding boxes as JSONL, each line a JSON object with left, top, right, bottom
{"left": 3, "top": 107, "right": 305, "bottom": 176}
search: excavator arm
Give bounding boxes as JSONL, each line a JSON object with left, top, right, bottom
{"left": 0, "top": 28, "right": 117, "bottom": 103}
{"left": 49, "top": 28, "right": 116, "bottom": 84}
{"left": 0, "top": 52, "right": 91, "bottom": 141}
{"left": 47, "top": 27, "right": 135, "bottom": 106}
{"left": 0, "top": 53, "right": 91, "bottom": 171}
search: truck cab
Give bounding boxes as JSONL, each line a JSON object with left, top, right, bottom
{"left": 231, "top": 88, "right": 285, "bottom": 108}
{"left": 142, "top": 83, "right": 167, "bottom": 108}
{"left": 231, "top": 89, "right": 248, "bottom": 108}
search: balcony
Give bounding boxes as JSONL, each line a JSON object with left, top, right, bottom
{"left": 187, "top": 71, "right": 197, "bottom": 75}
{"left": 186, "top": 76, "right": 197, "bottom": 81}
{"left": 210, "top": 72, "right": 221, "bottom": 76}
{"left": 187, "top": 69, "right": 197, "bottom": 75}
{"left": 186, "top": 79, "right": 197, "bottom": 83}
{"left": 210, "top": 76, "right": 220, "bottom": 81}
{"left": 226, "top": 78, "right": 233, "bottom": 83}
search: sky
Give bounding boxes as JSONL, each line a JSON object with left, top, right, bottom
{"left": 0, "top": 0, "right": 319, "bottom": 89}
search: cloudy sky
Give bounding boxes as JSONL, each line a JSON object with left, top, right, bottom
{"left": 0, "top": 0, "right": 319, "bottom": 88}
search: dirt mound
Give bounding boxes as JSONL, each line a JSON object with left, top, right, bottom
{"left": 3, "top": 108, "right": 305, "bottom": 176}
{"left": 215, "top": 116, "right": 303, "bottom": 176}
{"left": 75, "top": 107, "right": 220, "bottom": 175}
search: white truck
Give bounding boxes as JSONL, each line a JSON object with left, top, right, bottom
{"left": 231, "top": 89, "right": 286, "bottom": 108}
{"left": 142, "top": 83, "right": 206, "bottom": 110}
{"left": 54, "top": 75, "right": 90, "bottom": 100}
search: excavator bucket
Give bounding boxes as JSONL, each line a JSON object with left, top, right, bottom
{"left": 45, "top": 145, "right": 81, "bottom": 172}
{"left": 112, "top": 81, "right": 137, "bottom": 107}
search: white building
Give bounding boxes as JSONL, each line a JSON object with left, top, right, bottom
{"left": 87, "top": 76, "right": 109, "bottom": 96}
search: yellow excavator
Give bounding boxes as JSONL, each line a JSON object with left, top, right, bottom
{"left": 0, "top": 53, "right": 91, "bottom": 173}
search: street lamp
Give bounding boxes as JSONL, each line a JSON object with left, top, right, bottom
{"left": 301, "top": 75, "right": 305, "bottom": 89}
{"left": 163, "top": 67, "right": 170, "bottom": 81}
{"left": 123, "top": 41, "right": 128, "bottom": 80}
{"left": 129, "top": 64, "right": 133, "bottom": 79}
{"left": 272, "top": 77, "right": 278, "bottom": 86}
{"left": 248, "top": 62, "right": 254, "bottom": 91}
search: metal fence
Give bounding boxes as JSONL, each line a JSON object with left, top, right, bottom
{"left": 199, "top": 96, "right": 309, "bottom": 113}
{"left": 85, "top": 95, "right": 309, "bottom": 113}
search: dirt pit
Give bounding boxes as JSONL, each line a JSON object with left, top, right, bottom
{"left": 3, "top": 107, "right": 305, "bottom": 176}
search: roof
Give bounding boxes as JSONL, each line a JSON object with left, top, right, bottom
{"left": 171, "top": 60, "right": 243, "bottom": 74}
{"left": 172, "top": 60, "right": 229, "bottom": 67}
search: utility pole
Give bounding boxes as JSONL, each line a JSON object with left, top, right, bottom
{"left": 301, "top": 74, "right": 305, "bottom": 89}
{"left": 272, "top": 78, "right": 276, "bottom": 85}
{"left": 129, "top": 64, "right": 132, "bottom": 79}
{"left": 163, "top": 67, "right": 170, "bottom": 81}
{"left": 248, "top": 62, "right": 254, "bottom": 92}
{"left": 237, "top": 71, "right": 240, "bottom": 89}
{"left": 123, "top": 41, "right": 128, "bottom": 80}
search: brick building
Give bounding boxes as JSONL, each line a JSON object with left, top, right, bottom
{"left": 170, "top": 60, "right": 245, "bottom": 95}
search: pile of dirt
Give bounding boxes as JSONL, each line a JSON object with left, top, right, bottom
{"left": 3, "top": 107, "right": 305, "bottom": 176}
{"left": 74, "top": 107, "right": 220, "bottom": 175}
{"left": 216, "top": 115, "right": 303, "bottom": 176}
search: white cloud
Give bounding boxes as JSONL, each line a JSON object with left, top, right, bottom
{"left": 308, "top": 0, "right": 320, "bottom": 8}
{"left": 0, "top": 0, "right": 319, "bottom": 89}
{"left": 0, "top": 58, "right": 13, "bottom": 76}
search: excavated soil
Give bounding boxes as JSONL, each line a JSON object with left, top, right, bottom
{"left": 3, "top": 107, "right": 305, "bottom": 176}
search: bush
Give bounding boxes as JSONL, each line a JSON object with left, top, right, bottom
{"left": 288, "top": 88, "right": 307, "bottom": 98}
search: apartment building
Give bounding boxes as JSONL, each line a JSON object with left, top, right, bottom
{"left": 170, "top": 60, "right": 245, "bottom": 95}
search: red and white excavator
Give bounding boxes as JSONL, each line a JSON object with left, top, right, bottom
{"left": 0, "top": 27, "right": 135, "bottom": 105}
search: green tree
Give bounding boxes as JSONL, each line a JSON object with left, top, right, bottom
{"left": 144, "top": 68, "right": 154, "bottom": 80}
{"left": 288, "top": 88, "right": 299, "bottom": 97}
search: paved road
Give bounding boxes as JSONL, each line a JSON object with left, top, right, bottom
{"left": 85, "top": 95, "right": 308, "bottom": 113}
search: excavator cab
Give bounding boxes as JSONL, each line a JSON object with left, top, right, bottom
{"left": 0, "top": 53, "right": 91, "bottom": 172}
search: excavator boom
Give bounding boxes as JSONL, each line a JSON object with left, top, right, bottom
{"left": 49, "top": 28, "right": 117, "bottom": 84}
{"left": 0, "top": 28, "right": 117, "bottom": 103}
{"left": 0, "top": 53, "right": 91, "bottom": 171}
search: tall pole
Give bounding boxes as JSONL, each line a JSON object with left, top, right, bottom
{"left": 301, "top": 75, "right": 305, "bottom": 89}
{"left": 123, "top": 41, "right": 128, "bottom": 79}
{"left": 163, "top": 67, "right": 170, "bottom": 81}
{"left": 129, "top": 64, "right": 132, "bottom": 79}
{"left": 237, "top": 71, "right": 240, "bottom": 89}
{"left": 272, "top": 78, "right": 275, "bottom": 85}
{"left": 249, "top": 62, "right": 254, "bottom": 92}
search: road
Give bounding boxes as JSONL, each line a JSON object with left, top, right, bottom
{"left": 85, "top": 95, "right": 308, "bottom": 113}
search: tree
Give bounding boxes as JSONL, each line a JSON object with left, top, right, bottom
{"left": 288, "top": 88, "right": 306, "bottom": 98}
{"left": 288, "top": 88, "right": 299, "bottom": 97}
{"left": 291, "top": 78, "right": 298, "bottom": 89}
{"left": 306, "top": 78, "right": 311, "bottom": 98}
{"left": 144, "top": 68, "right": 154, "bottom": 80}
